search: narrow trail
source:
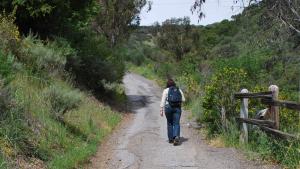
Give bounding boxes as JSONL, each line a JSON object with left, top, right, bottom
{"left": 88, "top": 73, "right": 279, "bottom": 169}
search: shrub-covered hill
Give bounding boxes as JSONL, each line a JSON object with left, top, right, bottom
{"left": 0, "top": 14, "right": 121, "bottom": 168}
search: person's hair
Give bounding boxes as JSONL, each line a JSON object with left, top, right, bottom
{"left": 166, "top": 79, "right": 176, "bottom": 88}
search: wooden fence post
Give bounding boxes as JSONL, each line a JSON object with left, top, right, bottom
{"left": 269, "top": 85, "right": 279, "bottom": 129}
{"left": 240, "top": 89, "right": 249, "bottom": 143}
{"left": 221, "top": 106, "right": 226, "bottom": 129}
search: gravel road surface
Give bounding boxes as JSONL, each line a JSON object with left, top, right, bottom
{"left": 88, "top": 73, "right": 279, "bottom": 169}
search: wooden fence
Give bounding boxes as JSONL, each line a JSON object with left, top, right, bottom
{"left": 234, "top": 85, "right": 300, "bottom": 143}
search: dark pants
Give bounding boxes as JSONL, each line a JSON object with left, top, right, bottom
{"left": 165, "top": 105, "right": 182, "bottom": 141}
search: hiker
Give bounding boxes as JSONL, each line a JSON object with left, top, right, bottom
{"left": 160, "top": 79, "right": 185, "bottom": 145}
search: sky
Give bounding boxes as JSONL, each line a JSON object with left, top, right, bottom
{"left": 140, "top": 0, "right": 247, "bottom": 26}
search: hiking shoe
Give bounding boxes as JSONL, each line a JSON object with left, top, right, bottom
{"left": 168, "top": 139, "right": 174, "bottom": 144}
{"left": 173, "top": 136, "right": 180, "bottom": 146}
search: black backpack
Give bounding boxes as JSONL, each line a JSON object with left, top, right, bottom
{"left": 167, "top": 86, "right": 182, "bottom": 107}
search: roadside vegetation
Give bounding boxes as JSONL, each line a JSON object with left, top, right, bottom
{"left": 0, "top": 0, "right": 150, "bottom": 168}
{"left": 126, "top": 2, "right": 300, "bottom": 168}
{"left": 0, "top": 13, "right": 122, "bottom": 168}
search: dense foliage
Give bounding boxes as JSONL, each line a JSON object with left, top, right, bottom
{"left": 201, "top": 68, "right": 248, "bottom": 133}
{"left": 0, "top": 0, "right": 99, "bottom": 36}
{"left": 155, "top": 17, "right": 193, "bottom": 60}
{"left": 66, "top": 29, "right": 125, "bottom": 92}
{"left": 193, "top": 0, "right": 300, "bottom": 33}
{"left": 0, "top": 0, "right": 148, "bottom": 167}
{"left": 0, "top": 0, "right": 149, "bottom": 93}
{"left": 95, "top": 0, "right": 150, "bottom": 46}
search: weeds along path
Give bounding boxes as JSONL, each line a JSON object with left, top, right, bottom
{"left": 88, "top": 73, "right": 279, "bottom": 169}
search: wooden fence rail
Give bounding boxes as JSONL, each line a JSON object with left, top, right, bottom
{"left": 261, "top": 99, "right": 300, "bottom": 111}
{"left": 234, "top": 85, "right": 300, "bottom": 143}
{"left": 234, "top": 91, "right": 273, "bottom": 99}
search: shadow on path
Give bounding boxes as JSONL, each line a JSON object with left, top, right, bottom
{"left": 178, "top": 137, "right": 189, "bottom": 146}
{"left": 126, "top": 95, "right": 154, "bottom": 111}
{"left": 168, "top": 137, "right": 189, "bottom": 146}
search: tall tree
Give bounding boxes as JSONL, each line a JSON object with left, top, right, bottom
{"left": 95, "top": 0, "right": 151, "bottom": 47}
{"left": 267, "top": 0, "right": 300, "bottom": 33}
{"left": 192, "top": 0, "right": 300, "bottom": 33}
{"left": 157, "top": 17, "right": 192, "bottom": 61}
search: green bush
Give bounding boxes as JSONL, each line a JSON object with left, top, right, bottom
{"left": 248, "top": 130, "right": 300, "bottom": 168}
{"left": 0, "top": 12, "right": 20, "bottom": 55}
{"left": 0, "top": 0, "right": 99, "bottom": 37}
{"left": 154, "top": 62, "right": 176, "bottom": 79}
{"left": 66, "top": 30, "right": 125, "bottom": 91}
{"left": 271, "top": 140, "right": 300, "bottom": 168}
{"left": 176, "top": 73, "right": 201, "bottom": 100}
{"left": 188, "top": 96, "right": 204, "bottom": 121}
{"left": 0, "top": 82, "right": 13, "bottom": 119}
{"left": 201, "top": 68, "right": 248, "bottom": 135}
{"left": 220, "top": 121, "right": 240, "bottom": 147}
{"left": 249, "top": 130, "right": 273, "bottom": 159}
{"left": 121, "top": 38, "right": 147, "bottom": 66}
{"left": 212, "top": 51, "right": 271, "bottom": 85}
{"left": 211, "top": 43, "right": 239, "bottom": 58}
{"left": 0, "top": 108, "right": 32, "bottom": 157}
{"left": 0, "top": 50, "right": 15, "bottom": 120}
{"left": 279, "top": 91, "right": 299, "bottom": 133}
{"left": 0, "top": 50, "right": 14, "bottom": 84}
{"left": 44, "top": 84, "right": 83, "bottom": 120}
{"left": 21, "top": 35, "right": 74, "bottom": 75}
{"left": 0, "top": 84, "right": 35, "bottom": 161}
{"left": 0, "top": 154, "right": 7, "bottom": 168}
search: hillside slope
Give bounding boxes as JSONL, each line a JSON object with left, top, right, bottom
{"left": 0, "top": 14, "right": 121, "bottom": 169}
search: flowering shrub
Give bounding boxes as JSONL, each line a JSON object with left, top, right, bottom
{"left": 278, "top": 92, "right": 300, "bottom": 133}
{"left": 0, "top": 13, "right": 20, "bottom": 55}
{"left": 201, "top": 67, "right": 248, "bottom": 134}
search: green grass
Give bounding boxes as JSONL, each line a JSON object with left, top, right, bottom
{"left": 127, "top": 62, "right": 157, "bottom": 79}
{"left": 0, "top": 155, "right": 7, "bottom": 169}
{"left": 48, "top": 129, "right": 106, "bottom": 169}
{"left": 211, "top": 123, "right": 300, "bottom": 168}
{"left": 187, "top": 96, "right": 204, "bottom": 120}
{"left": 0, "top": 72, "right": 121, "bottom": 168}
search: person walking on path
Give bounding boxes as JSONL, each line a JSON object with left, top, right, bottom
{"left": 160, "top": 79, "right": 185, "bottom": 146}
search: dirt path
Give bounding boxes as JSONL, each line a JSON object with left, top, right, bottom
{"left": 88, "top": 73, "right": 279, "bottom": 169}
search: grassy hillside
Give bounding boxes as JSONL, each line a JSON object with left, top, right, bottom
{"left": 125, "top": 2, "right": 300, "bottom": 168}
{"left": 0, "top": 14, "right": 122, "bottom": 168}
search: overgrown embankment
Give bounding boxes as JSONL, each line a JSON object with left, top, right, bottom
{"left": 0, "top": 0, "right": 152, "bottom": 168}
{"left": 0, "top": 13, "right": 122, "bottom": 168}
